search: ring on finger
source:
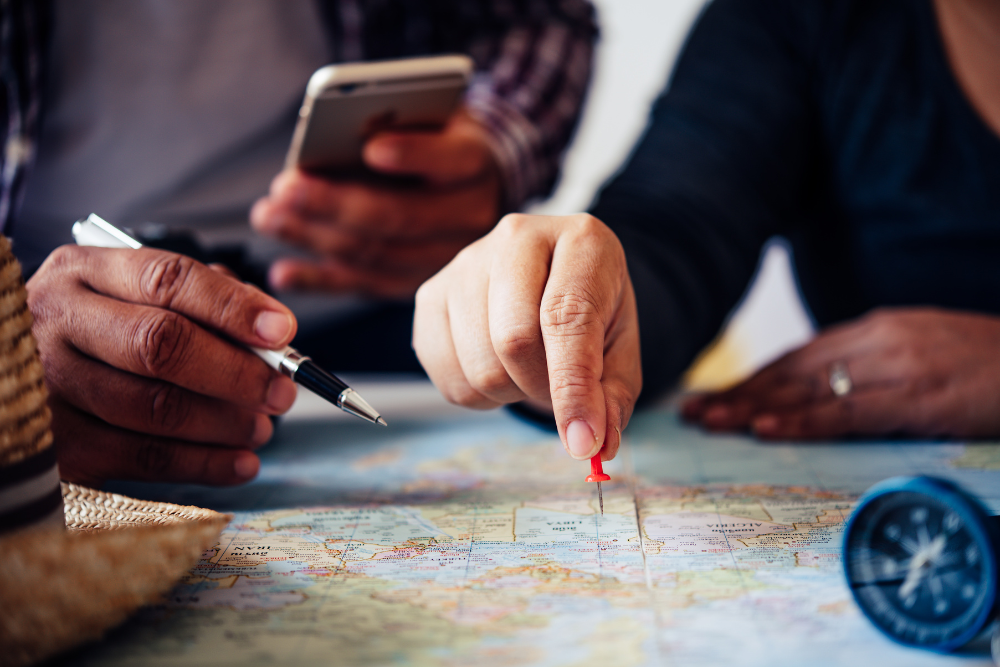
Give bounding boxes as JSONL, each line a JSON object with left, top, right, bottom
{"left": 828, "top": 361, "right": 852, "bottom": 397}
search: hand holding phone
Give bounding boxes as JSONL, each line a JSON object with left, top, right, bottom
{"left": 286, "top": 55, "right": 473, "bottom": 174}
{"left": 252, "top": 57, "right": 503, "bottom": 298}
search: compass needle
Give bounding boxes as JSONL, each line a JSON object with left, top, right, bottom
{"left": 899, "top": 536, "right": 921, "bottom": 555}
{"left": 917, "top": 526, "right": 931, "bottom": 548}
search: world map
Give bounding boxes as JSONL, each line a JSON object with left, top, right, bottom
{"left": 79, "top": 407, "right": 1000, "bottom": 666}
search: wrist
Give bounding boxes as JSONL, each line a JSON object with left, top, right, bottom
{"left": 464, "top": 88, "right": 547, "bottom": 212}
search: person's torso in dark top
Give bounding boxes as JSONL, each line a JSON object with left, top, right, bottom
{"left": 789, "top": 0, "right": 1000, "bottom": 325}
{"left": 589, "top": 0, "right": 1000, "bottom": 396}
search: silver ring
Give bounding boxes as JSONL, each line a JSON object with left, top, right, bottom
{"left": 829, "top": 361, "right": 852, "bottom": 397}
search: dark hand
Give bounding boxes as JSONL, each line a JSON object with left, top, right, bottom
{"left": 683, "top": 308, "right": 1000, "bottom": 439}
{"left": 251, "top": 108, "right": 501, "bottom": 298}
{"left": 27, "top": 246, "right": 299, "bottom": 486}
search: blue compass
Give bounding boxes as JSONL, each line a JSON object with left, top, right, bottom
{"left": 843, "top": 477, "right": 999, "bottom": 657}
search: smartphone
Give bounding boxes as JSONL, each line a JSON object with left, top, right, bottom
{"left": 286, "top": 55, "right": 473, "bottom": 174}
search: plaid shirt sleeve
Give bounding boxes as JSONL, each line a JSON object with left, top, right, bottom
{"left": 0, "top": 0, "right": 49, "bottom": 235}
{"left": 320, "top": 0, "right": 598, "bottom": 211}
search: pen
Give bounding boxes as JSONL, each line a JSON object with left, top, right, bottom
{"left": 72, "top": 213, "right": 387, "bottom": 427}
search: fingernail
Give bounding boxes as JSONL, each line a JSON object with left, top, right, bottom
{"left": 266, "top": 376, "right": 297, "bottom": 413}
{"left": 251, "top": 413, "right": 273, "bottom": 447}
{"left": 365, "top": 141, "right": 398, "bottom": 168}
{"left": 255, "top": 311, "right": 294, "bottom": 345}
{"left": 276, "top": 172, "right": 309, "bottom": 209}
{"left": 251, "top": 207, "right": 283, "bottom": 234}
{"left": 234, "top": 452, "right": 260, "bottom": 481}
{"left": 566, "top": 420, "right": 598, "bottom": 459}
{"left": 267, "top": 263, "right": 293, "bottom": 292}
{"left": 753, "top": 414, "right": 779, "bottom": 433}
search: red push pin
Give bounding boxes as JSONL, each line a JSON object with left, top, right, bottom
{"left": 586, "top": 453, "right": 611, "bottom": 515}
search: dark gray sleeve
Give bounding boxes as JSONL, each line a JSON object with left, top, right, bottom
{"left": 589, "top": 0, "right": 824, "bottom": 402}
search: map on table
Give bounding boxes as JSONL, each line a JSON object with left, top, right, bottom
{"left": 82, "top": 409, "right": 1000, "bottom": 667}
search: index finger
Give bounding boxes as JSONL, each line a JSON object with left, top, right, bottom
{"left": 539, "top": 216, "right": 630, "bottom": 462}
{"left": 54, "top": 246, "right": 297, "bottom": 349}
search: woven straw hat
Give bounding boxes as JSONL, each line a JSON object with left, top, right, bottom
{"left": 0, "top": 237, "right": 230, "bottom": 666}
{"left": 0, "top": 235, "right": 60, "bottom": 532}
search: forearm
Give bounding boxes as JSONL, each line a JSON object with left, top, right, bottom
{"left": 590, "top": 0, "right": 825, "bottom": 402}
{"left": 598, "top": 193, "right": 768, "bottom": 404}
{"left": 461, "top": 1, "right": 597, "bottom": 209}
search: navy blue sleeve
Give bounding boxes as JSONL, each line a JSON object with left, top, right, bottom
{"left": 590, "top": 0, "right": 826, "bottom": 402}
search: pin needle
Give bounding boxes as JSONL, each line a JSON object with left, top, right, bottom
{"left": 586, "top": 454, "right": 611, "bottom": 515}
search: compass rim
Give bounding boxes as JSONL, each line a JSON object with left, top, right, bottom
{"left": 842, "top": 476, "right": 999, "bottom": 653}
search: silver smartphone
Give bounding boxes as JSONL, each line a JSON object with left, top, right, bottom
{"left": 286, "top": 55, "right": 473, "bottom": 174}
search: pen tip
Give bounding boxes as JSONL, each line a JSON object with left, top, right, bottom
{"left": 376, "top": 417, "right": 388, "bottom": 427}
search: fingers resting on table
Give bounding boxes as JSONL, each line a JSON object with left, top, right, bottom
{"left": 682, "top": 308, "right": 1000, "bottom": 439}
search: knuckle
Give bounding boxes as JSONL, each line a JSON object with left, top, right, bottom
{"left": 442, "top": 382, "right": 483, "bottom": 408}
{"left": 26, "top": 283, "right": 61, "bottom": 332}
{"left": 132, "top": 310, "right": 194, "bottom": 378}
{"left": 468, "top": 364, "right": 514, "bottom": 397}
{"left": 28, "top": 246, "right": 84, "bottom": 302}
{"left": 450, "top": 240, "right": 483, "bottom": 268}
{"left": 493, "top": 325, "right": 541, "bottom": 363}
{"left": 548, "top": 362, "right": 600, "bottom": 396}
{"left": 863, "top": 308, "right": 901, "bottom": 337}
{"left": 568, "top": 213, "right": 606, "bottom": 236}
{"left": 148, "top": 383, "right": 192, "bottom": 434}
{"left": 568, "top": 214, "right": 627, "bottom": 271}
{"left": 44, "top": 244, "right": 84, "bottom": 273}
{"left": 139, "top": 253, "right": 198, "bottom": 308}
{"left": 540, "top": 291, "right": 602, "bottom": 335}
{"left": 496, "top": 213, "right": 531, "bottom": 237}
{"left": 211, "top": 282, "right": 246, "bottom": 329}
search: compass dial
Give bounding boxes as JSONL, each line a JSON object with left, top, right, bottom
{"left": 844, "top": 477, "right": 998, "bottom": 652}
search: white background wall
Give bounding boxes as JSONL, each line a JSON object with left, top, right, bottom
{"left": 531, "top": 0, "right": 814, "bottom": 388}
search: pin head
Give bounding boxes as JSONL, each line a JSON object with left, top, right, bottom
{"left": 585, "top": 453, "right": 610, "bottom": 483}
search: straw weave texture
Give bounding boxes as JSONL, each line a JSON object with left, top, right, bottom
{"left": 0, "top": 236, "right": 51, "bottom": 468}
{"left": 63, "top": 482, "right": 226, "bottom": 531}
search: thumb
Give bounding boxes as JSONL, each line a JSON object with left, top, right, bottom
{"left": 362, "top": 118, "right": 494, "bottom": 184}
